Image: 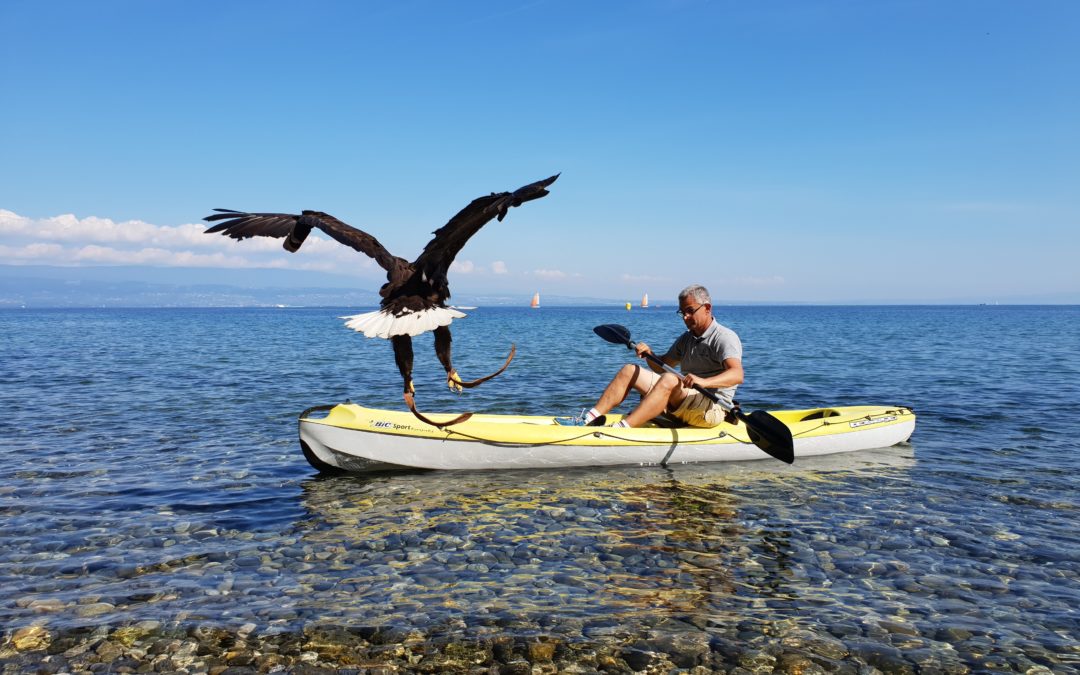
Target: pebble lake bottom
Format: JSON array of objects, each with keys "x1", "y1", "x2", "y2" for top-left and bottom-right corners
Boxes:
[{"x1": 1, "y1": 305, "x2": 1077, "y2": 673}]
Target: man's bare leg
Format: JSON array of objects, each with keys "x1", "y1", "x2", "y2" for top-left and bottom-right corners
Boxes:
[
  {"x1": 621, "y1": 372, "x2": 685, "y2": 427},
  {"x1": 592, "y1": 364, "x2": 652, "y2": 415}
]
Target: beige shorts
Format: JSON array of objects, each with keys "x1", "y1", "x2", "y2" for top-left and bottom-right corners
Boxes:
[{"x1": 637, "y1": 369, "x2": 726, "y2": 428}]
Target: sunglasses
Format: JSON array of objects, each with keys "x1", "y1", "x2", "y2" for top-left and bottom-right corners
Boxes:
[{"x1": 676, "y1": 304, "x2": 705, "y2": 317}]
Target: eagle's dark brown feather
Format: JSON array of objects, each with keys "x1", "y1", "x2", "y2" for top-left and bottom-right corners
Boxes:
[
  {"x1": 204, "y1": 209, "x2": 403, "y2": 270},
  {"x1": 412, "y1": 174, "x2": 558, "y2": 285}
]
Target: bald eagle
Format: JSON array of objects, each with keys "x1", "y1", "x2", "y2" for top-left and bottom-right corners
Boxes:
[{"x1": 203, "y1": 174, "x2": 558, "y2": 426}]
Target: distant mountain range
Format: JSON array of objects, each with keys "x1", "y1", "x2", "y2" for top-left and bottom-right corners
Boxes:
[
  {"x1": 2, "y1": 265, "x2": 1075, "y2": 307},
  {"x1": 0, "y1": 265, "x2": 615, "y2": 308}
]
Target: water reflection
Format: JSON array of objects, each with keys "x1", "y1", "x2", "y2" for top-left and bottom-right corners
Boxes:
[{"x1": 289, "y1": 447, "x2": 917, "y2": 637}]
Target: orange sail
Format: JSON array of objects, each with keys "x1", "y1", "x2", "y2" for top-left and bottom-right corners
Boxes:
[
  {"x1": 641, "y1": 293, "x2": 649, "y2": 308},
  {"x1": 530, "y1": 292, "x2": 540, "y2": 308}
]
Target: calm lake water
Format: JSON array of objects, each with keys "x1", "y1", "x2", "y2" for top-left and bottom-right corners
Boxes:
[{"x1": 1, "y1": 305, "x2": 1078, "y2": 673}]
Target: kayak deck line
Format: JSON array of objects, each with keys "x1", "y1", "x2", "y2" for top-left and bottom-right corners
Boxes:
[
  {"x1": 300, "y1": 406, "x2": 745, "y2": 447},
  {"x1": 440, "y1": 425, "x2": 736, "y2": 447},
  {"x1": 300, "y1": 408, "x2": 910, "y2": 448},
  {"x1": 297, "y1": 402, "x2": 916, "y2": 473}
]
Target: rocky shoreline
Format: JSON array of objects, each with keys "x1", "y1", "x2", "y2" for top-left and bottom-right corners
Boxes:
[{"x1": 4, "y1": 618, "x2": 1066, "y2": 674}]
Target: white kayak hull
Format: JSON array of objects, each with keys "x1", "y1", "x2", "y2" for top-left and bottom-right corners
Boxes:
[{"x1": 298, "y1": 403, "x2": 916, "y2": 473}]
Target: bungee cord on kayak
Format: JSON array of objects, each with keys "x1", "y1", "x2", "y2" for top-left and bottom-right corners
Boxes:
[
  {"x1": 441, "y1": 426, "x2": 733, "y2": 447},
  {"x1": 563, "y1": 409, "x2": 918, "y2": 451}
]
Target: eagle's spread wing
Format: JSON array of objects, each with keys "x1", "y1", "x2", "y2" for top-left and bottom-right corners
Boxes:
[
  {"x1": 412, "y1": 174, "x2": 558, "y2": 282},
  {"x1": 203, "y1": 209, "x2": 402, "y2": 272}
]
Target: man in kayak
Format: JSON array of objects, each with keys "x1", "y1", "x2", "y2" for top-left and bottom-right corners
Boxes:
[{"x1": 575, "y1": 284, "x2": 743, "y2": 428}]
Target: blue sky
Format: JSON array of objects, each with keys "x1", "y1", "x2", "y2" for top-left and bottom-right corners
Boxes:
[{"x1": 2, "y1": 0, "x2": 1077, "y2": 303}]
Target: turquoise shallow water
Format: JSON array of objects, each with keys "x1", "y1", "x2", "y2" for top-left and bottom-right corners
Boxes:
[{"x1": 1, "y1": 305, "x2": 1078, "y2": 672}]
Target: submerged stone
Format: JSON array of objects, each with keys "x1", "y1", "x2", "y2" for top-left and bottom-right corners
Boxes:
[{"x1": 12, "y1": 626, "x2": 51, "y2": 652}]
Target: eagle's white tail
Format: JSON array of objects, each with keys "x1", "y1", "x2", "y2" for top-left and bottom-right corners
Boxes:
[{"x1": 340, "y1": 306, "x2": 467, "y2": 338}]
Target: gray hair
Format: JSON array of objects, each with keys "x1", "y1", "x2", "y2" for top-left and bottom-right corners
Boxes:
[{"x1": 678, "y1": 284, "x2": 711, "y2": 305}]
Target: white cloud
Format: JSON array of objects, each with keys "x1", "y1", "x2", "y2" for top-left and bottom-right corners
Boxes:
[
  {"x1": 533, "y1": 269, "x2": 566, "y2": 279},
  {"x1": 532, "y1": 268, "x2": 583, "y2": 280},
  {"x1": 727, "y1": 275, "x2": 785, "y2": 287},
  {"x1": 0, "y1": 209, "x2": 379, "y2": 274},
  {"x1": 0, "y1": 210, "x2": 31, "y2": 230},
  {"x1": 0, "y1": 210, "x2": 236, "y2": 250},
  {"x1": 450, "y1": 259, "x2": 519, "y2": 276},
  {"x1": 0, "y1": 243, "x2": 66, "y2": 261},
  {"x1": 0, "y1": 242, "x2": 319, "y2": 269},
  {"x1": 72, "y1": 244, "x2": 292, "y2": 268},
  {"x1": 620, "y1": 273, "x2": 668, "y2": 283}
]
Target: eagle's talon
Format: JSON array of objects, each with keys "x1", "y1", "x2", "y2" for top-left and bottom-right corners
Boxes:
[
  {"x1": 452, "y1": 345, "x2": 516, "y2": 389},
  {"x1": 447, "y1": 370, "x2": 464, "y2": 394}
]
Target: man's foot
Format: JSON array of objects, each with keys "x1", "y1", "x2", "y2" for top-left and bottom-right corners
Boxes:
[{"x1": 555, "y1": 410, "x2": 606, "y2": 427}]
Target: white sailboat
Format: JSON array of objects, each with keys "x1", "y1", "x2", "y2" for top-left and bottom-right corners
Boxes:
[
  {"x1": 530, "y1": 292, "x2": 540, "y2": 308},
  {"x1": 641, "y1": 293, "x2": 649, "y2": 308}
]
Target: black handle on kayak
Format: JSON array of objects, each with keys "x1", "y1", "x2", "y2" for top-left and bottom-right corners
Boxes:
[{"x1": 593, "y1": 323, "x2": 794, "y2": 464}]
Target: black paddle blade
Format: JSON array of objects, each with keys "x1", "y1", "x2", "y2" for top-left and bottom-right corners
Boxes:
[
  {"x1": 742, "y1": 410, "x2": 795, "y2": 464},
  {"x1": 593, "y1": 324, "x2": 632, "y2": 347}
]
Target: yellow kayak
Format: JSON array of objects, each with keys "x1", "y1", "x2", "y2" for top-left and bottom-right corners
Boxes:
[{"x1": 298, "y1": 402, "x2": 915, "y2": 473}]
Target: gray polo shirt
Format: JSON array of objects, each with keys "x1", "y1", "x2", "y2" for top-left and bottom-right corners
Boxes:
[{"x1": 662, "y1": 319, "x2": 743, "y2": 405}]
